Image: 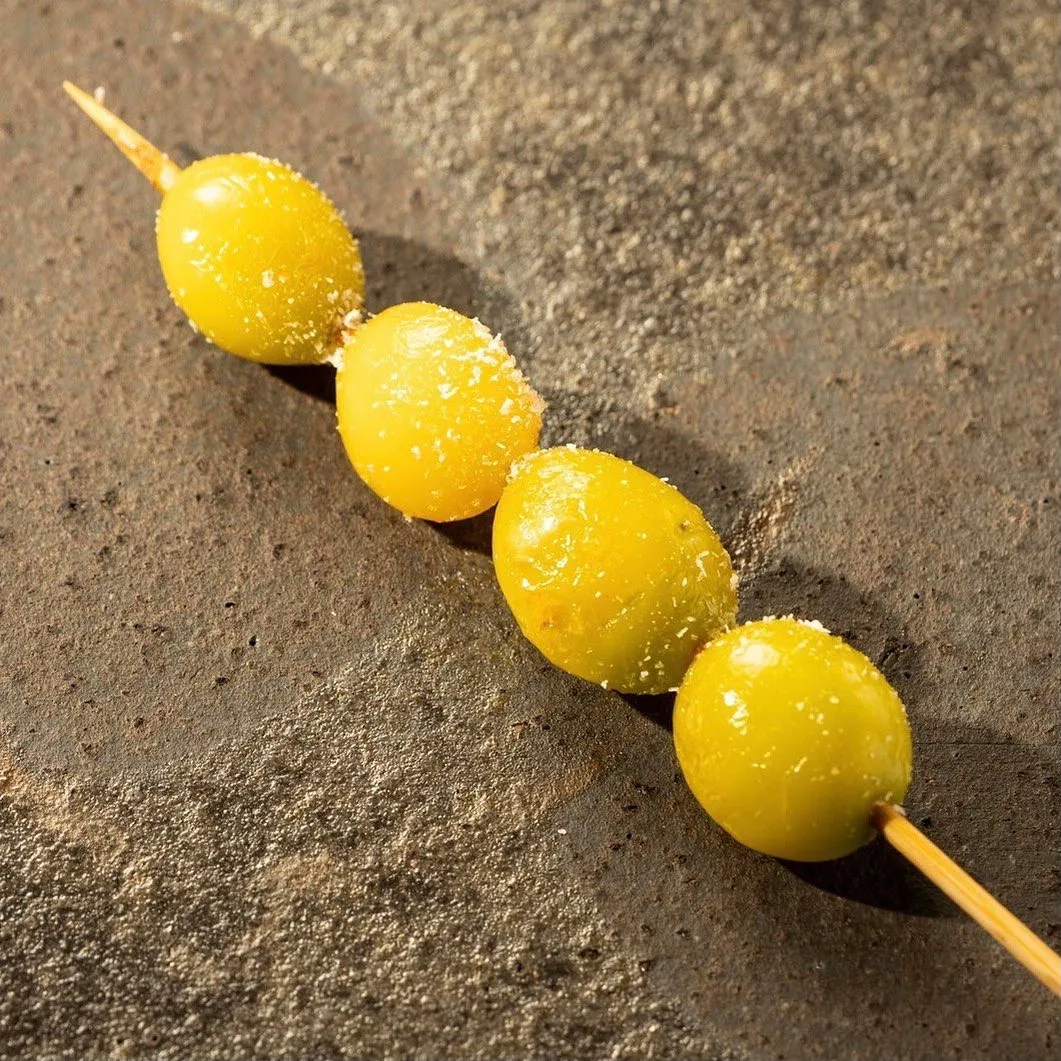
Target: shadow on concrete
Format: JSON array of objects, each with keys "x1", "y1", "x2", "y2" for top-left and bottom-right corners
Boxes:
[
  {"x1": 433, "y1": 508, "x2": 496, "y2": 556},
  {"x1": 780, "y1": 835, "x2": 952, "y2": 917},
  {"x1": 359, "y1": 230, "x2": 512, "y2": 322},
  {"x1": 621, "y1": 691, "x2": 676, "y2": 732},
  {"x1": 261, "y1": 230, "x2": 980, "y2": 924},
  {"x1": 538, "y1": 387, "x2": 748, "y2": 538},
  {"x1": 739, "y1": 561, "x2": 926, "y2": 688},
  {"x1": 266, "y1": 228, "x2": 520, "y2": 409},
  {"x1": 267, "y1": 363, "x2": 336, "y2": 404}
]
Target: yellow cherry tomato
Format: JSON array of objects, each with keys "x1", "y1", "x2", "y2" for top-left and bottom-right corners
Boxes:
[
  {"x1": 674, "y1": 617, "x2": 913, "y2": 862},
  {"x1": 492, "y1": 447, "x2": 737, "y2": 694},
  {"x1": 156, "y1": 153, "x2": 363, "y2": 364},
  {"x1": 335, "y1": 303, "x2": 544, "y2": 522}
]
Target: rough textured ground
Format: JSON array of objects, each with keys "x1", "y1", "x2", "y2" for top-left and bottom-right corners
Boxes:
[{"x1": 0, "y1": 0, "x2": 1057, "y2": 1058}]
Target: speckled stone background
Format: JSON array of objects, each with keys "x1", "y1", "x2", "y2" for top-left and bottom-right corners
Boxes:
[{"x1": 0, "y1": 1, "x2": 1058, "y2": 1058}]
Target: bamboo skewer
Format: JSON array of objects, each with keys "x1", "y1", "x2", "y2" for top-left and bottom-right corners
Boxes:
[
  {"x1": 872, "y1": 802, "x2": 1060, "y2": 996},
  {"x1": 61, "y1": 79, "x2": 1060, "y2": 1003},
  {"x1": 62, "y1": 81, "x2": 181, "y2": 194}
]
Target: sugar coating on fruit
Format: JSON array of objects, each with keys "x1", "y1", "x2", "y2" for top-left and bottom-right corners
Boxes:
[
  {"x1": 673, "y1": 617, "x2": 913, "y2": 862},
  {"x1": 335, "y1": 302, "x2": 544, "y2": 522},
  {"x1": 156, "y1": 153, "x2": 364, "y2": 364},
  {"x1": 492, "y1": 447, "x2": 738, "y2": 694}
]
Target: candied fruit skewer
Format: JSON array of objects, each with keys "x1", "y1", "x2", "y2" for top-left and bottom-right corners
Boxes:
[{"x1": 62, "y1": 83, "x2": 1060, "y2": 997}]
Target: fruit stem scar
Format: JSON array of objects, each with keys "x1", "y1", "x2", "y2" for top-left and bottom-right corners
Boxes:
[{"x1": 62, "y1": 81, "x2": 181, "y2": 194}]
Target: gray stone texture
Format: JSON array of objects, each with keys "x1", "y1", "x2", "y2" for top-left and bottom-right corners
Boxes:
[{"x1": 0, "y1": 0, "x2": 1057, "y2": 1057}]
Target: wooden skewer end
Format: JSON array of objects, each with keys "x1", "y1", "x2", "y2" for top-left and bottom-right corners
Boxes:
[
  {"x1": 873, "y1": 801, "x2": 1060, "y2": 997},
  {"x1": 63, "y1": 81, "x2": 181, "y2": 194}
]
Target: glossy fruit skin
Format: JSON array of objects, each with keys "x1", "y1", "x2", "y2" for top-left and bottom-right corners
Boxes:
[
  {"x1": 674, "y1": 617, "x2": 913, "y2": 862},
  {"x1": 335, "y1": 302, "x2": 543, "y2": 522},
  {"x1": 493, "y1": 447, "x2": 737, "y2": 694},
  {"x1": 156, "y1": 153, "x2": 363, "y2": 364}
]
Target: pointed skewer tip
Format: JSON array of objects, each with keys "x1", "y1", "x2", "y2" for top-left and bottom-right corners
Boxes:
[{"x1": 63, "y1": 80, "x2": 181, "y2": 195}]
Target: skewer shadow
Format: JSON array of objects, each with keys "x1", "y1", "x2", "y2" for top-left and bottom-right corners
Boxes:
[
  {"x1": 266, "y1": 363, "x2": 335, "y2": 403},
  {"x1": 432, "y1": 509, "x2": 495, "y2": 556},
  {"x1": 259, "y1": 232, "x2": 987, "y2": 922},
  {"x1": 621, "y1": 692, "x2": 675, "y2": 732},
  {"x1": 359, "y1": 230, "x2": 522, "y2": 333},
  {"x1": 780, "y1": 838, "x2": 952, "y2": 916}
]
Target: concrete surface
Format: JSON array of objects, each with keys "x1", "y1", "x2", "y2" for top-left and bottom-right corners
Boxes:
[{"x1": 0, "y1": 0, "x2": 1057, "y2": 1057}]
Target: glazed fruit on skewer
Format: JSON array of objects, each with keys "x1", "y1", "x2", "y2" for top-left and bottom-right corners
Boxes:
[
  {"x1": 675, "y1": 617, "x2": 912, "y2": 862},
  {"x1": 337, "y1": 302, "x2": 544, "y2": 521},
  {"x1": 61, "y1": 82, "x2": 1061, "y2": 996},
  {"x1": 493, "y1": 446, "x2": 737, "y2": 694},
  {"x1": 156, "y1": 150, "x2": 365, "y2": 366}
]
